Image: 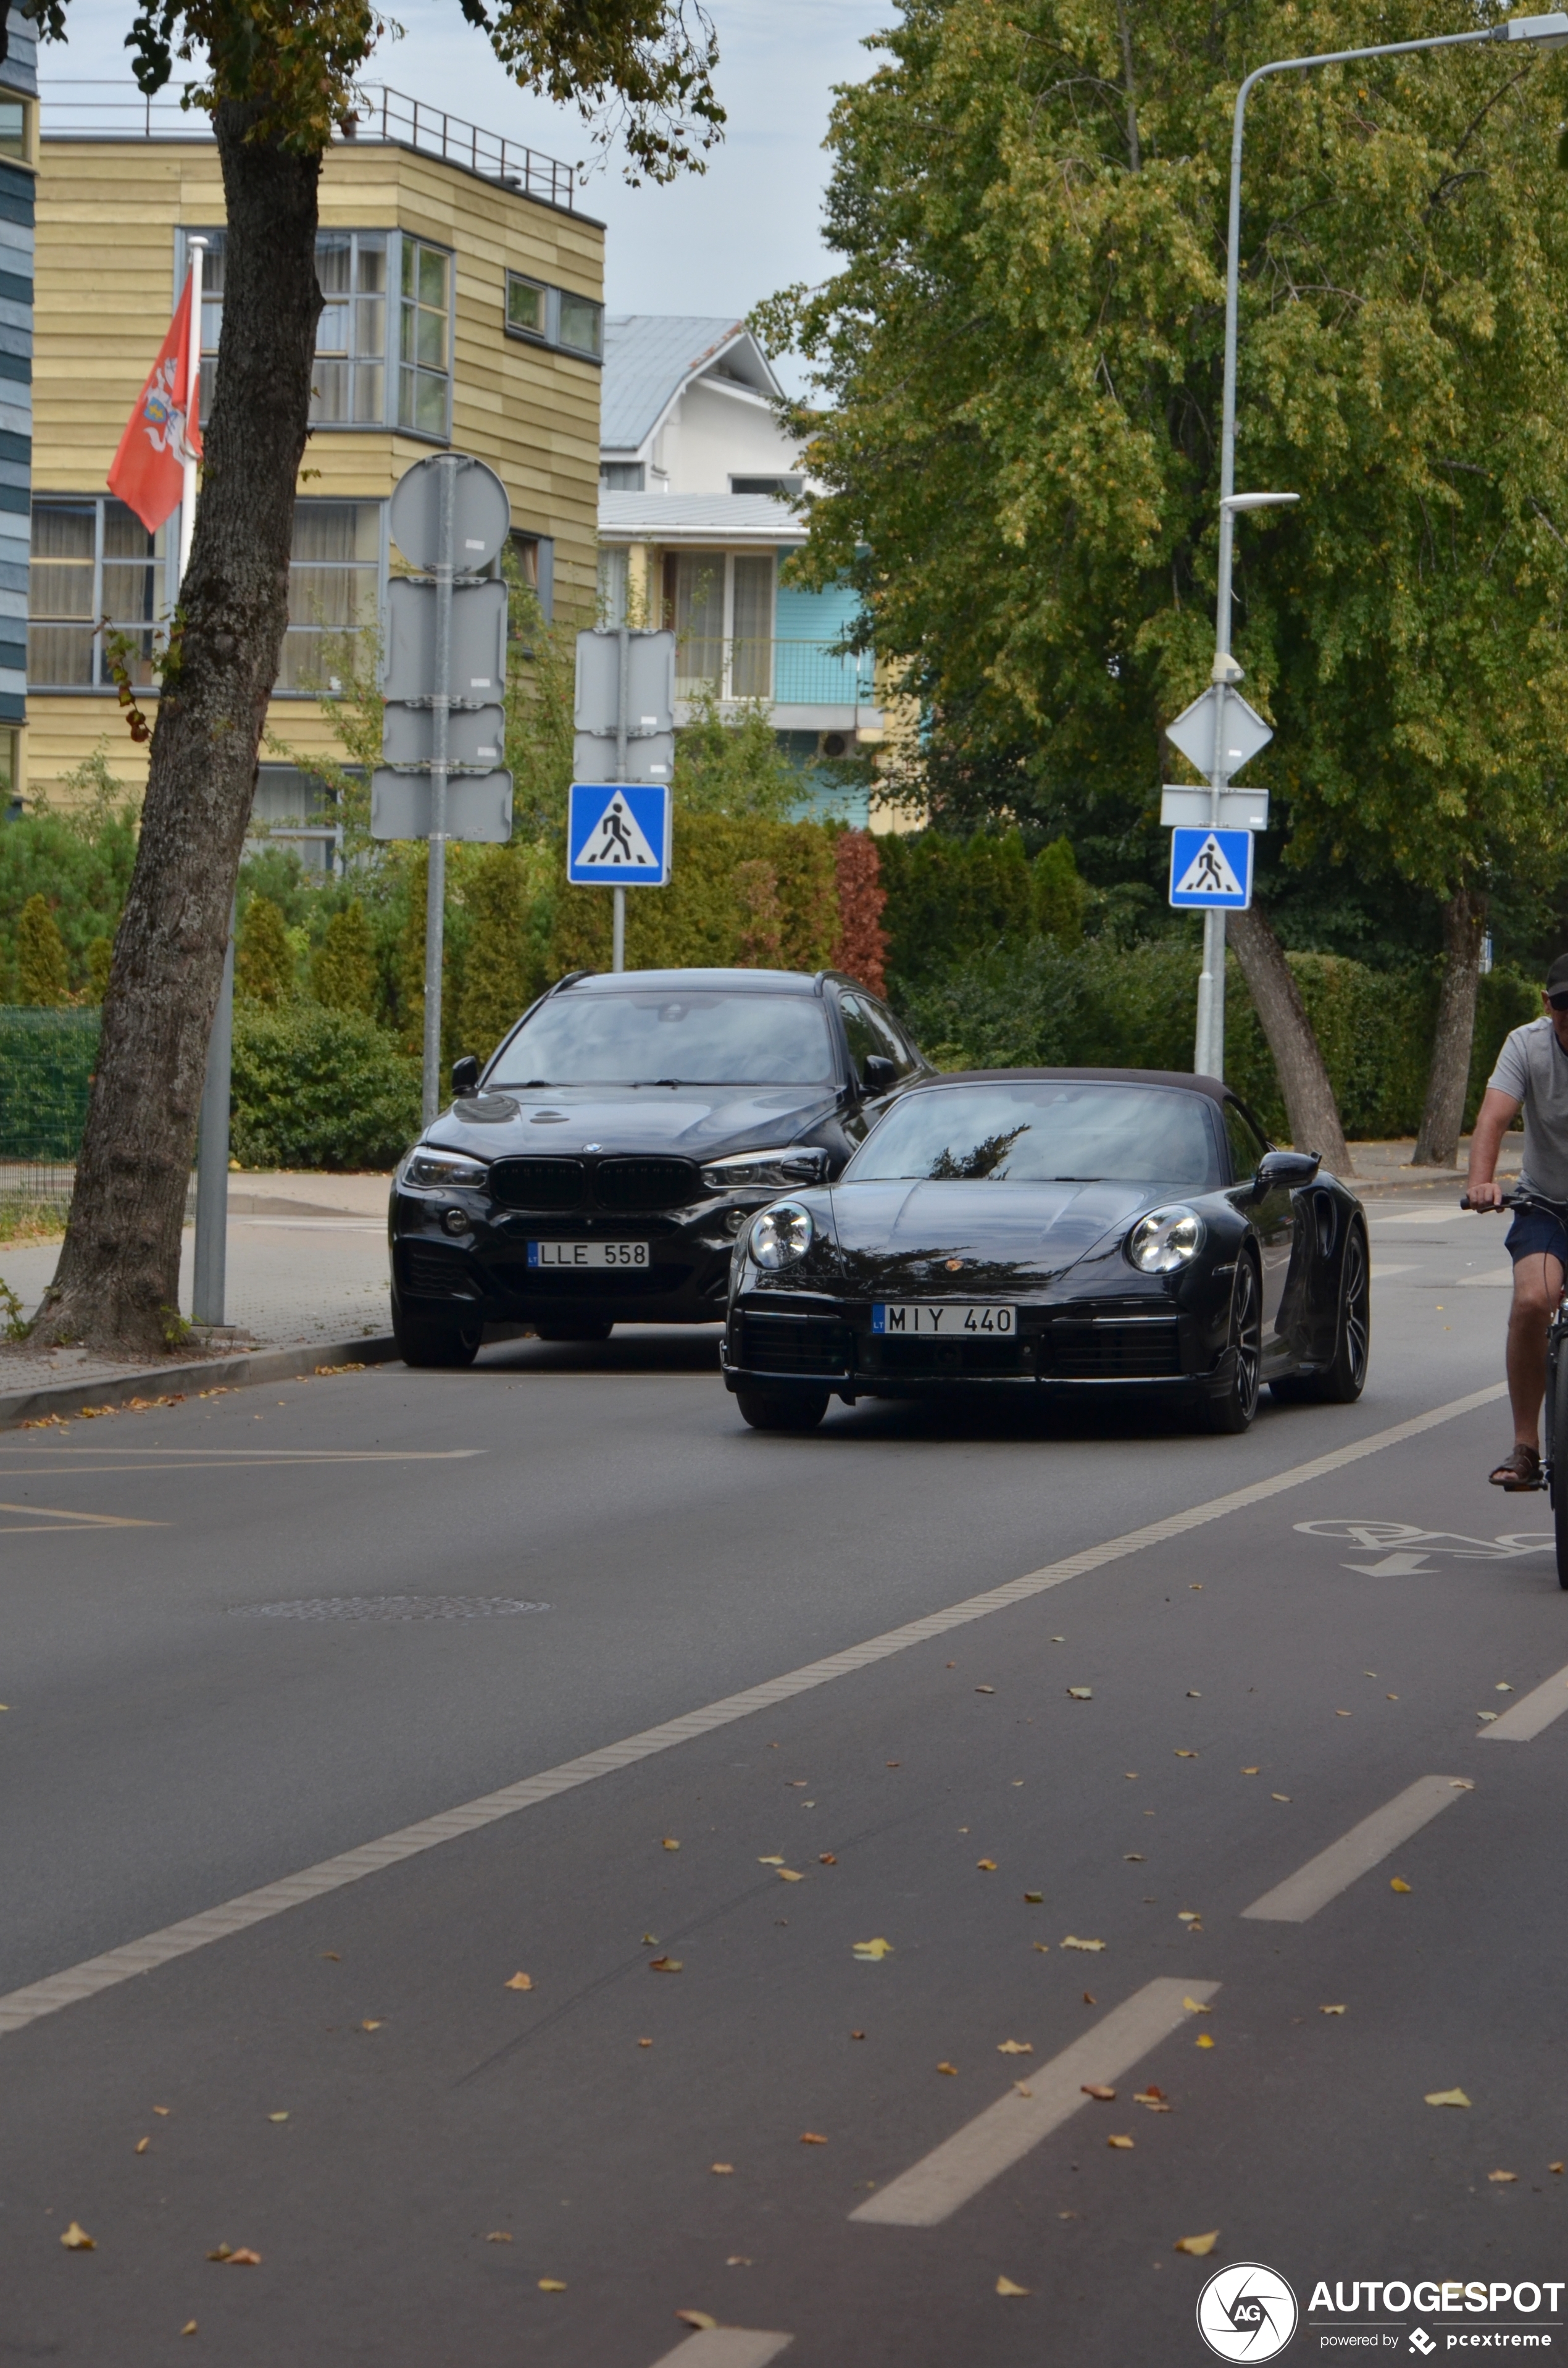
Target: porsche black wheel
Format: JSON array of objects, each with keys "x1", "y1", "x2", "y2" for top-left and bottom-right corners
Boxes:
[
  {"x1": 735, "y1": 1385, "x2": 830, "y2": 1434},
  {"x1": 1272, "y1": 1221, "x2": 1370, "y2": 1406},
  {"x1": 393, "y1": 1300, "x2": 482, "y2": 1369},
  {"x1": 532, "y1": 1320, "x2": 614, "y2": 1342},
  {"x1": 1198, "y1": 1253, "x2": 1262, "y2": 1434}
]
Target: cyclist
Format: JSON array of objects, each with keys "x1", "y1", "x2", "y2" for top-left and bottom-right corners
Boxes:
[{"x1": 1468, "y1": 954, "x2": 1568, "y2": 1489}]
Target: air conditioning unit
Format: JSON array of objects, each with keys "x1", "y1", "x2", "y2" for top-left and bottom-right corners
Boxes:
[{"x1": 817, "y1": 730, "x2": 853, "y2": 760}]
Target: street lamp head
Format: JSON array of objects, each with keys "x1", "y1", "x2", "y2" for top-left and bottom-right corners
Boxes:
[
  {"x1": 1222, "y1": 492, "x2": 1301, "y2": 511},
  {"x1": 1498, "y1": 12, "x2": 1568, "y2": 47}
]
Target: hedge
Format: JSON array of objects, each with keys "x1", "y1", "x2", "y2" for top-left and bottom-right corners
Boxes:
[
  {"x1": 0, "y1": 1006, "x2": 100, "y2": 1160},
  {"x1": 230, "y1": 1005, "x2": 420, "y2": 1171}
]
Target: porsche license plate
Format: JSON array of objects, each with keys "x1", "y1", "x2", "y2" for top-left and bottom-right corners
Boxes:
[
  {"x1": 527, "y1": 1240, "x2": 650, "y2": 1269},
  {"x1": 872, "y1": 1303, "x2": 1015, "y2": 1336}
]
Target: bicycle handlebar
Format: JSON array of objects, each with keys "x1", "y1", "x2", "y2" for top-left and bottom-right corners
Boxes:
[{"x1": 1460, "y1": 1186, "x2": 1568, "y2": 1215}]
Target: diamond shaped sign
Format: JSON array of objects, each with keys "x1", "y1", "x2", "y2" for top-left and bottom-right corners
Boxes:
[{"x1": 1165, "y1": 685, "x2": 1272, "y2": 779}]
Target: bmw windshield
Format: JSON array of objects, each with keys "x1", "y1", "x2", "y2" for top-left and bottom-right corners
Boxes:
[{"x1": 488, "y1": 992, "x2": 836, "y2": 1088}]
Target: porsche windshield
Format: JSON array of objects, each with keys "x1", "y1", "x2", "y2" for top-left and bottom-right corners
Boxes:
[
  {"x1": 488, "y1": 991, "x2": 835, "y2": 1087},
  {"x1": 845, "y1": 1082, "x2": 1220, "y2": 1187}
]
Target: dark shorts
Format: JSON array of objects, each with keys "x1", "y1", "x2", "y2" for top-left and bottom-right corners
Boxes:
[{"x1": 1505, "y1": 1207, "x2": 1568, "y2": 1268}]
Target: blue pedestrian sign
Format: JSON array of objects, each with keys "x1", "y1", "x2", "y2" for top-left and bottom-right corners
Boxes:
[
  {"x1": 1169, "y1": 826, "x2": 1253, "y2": 911},
  {"x1": 567, "y1": 782, "x2": 672, "y2": 887}
]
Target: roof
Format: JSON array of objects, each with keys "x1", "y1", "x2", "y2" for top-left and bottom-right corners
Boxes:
[
  {"x1": 601, "y1": 315, "x2": 781, "y2": 453},
  {"x1": 905, "y1": 1068, "x2": 1233, "y2": 1103},
  {"x1": 598, "y1": 492, "x2": 806, "y2": 546},
  {"x1": 561, "y1": 968, "x2": 823, "y2": 997}
]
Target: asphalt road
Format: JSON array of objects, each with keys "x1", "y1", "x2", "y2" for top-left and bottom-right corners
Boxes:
[{"x1": 2, "y1": 1197, "x2": 1566, "y2": 2367}]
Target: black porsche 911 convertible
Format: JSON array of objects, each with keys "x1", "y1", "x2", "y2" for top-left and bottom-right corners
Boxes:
[{"x1": 720, "y1": 1068, "x2": 1369, "y2": 1434}]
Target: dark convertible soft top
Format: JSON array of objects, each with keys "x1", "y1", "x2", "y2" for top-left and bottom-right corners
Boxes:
[{"x1": 899, "y1": 1066, "x2": 1230, "y2": 1103}]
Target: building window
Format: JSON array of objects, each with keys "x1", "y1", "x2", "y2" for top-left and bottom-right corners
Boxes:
[
  {"x1": 600, "y1": 462, "x2": 644, "y2": 492},
  {"x1": 510, "y1": 529, "x2": 554, "y2": 620},
  {"x1": 251, "y1": 763, "x2": 348, "y2": 874},
  {"x1": 662, "y1": 550, "x2": 775, "y2": 700},
  {"x1": 28, "y1": 498, "x2": 166, "y2": 690},
  {"x1": 503, "y1": 270, "x2": 603, "y2": 364},
  {"x1": 399, "y1": 240, "x2": 451, "y2": 437},
  {"x1": 278, "y1": 501, "x2": 382, "y2": 695},
  {"x1": 598, "y1": 546, "x2": 628, "y2": 627},
  {"x1": 0, "y1": 99, "x2": 29, "y2": 160},
  {"x1": 184, "y1": 229, "x2": 452, "y2": 440},
  {"x1": 731, "y1": 475, "x2": 803, "y2": 498}
]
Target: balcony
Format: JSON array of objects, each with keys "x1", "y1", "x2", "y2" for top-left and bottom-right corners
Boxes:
[{"x1": 675, "y1": 635, "x2": 880, "y2": 730}]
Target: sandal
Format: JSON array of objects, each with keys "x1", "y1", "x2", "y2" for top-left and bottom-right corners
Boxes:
[{"x1": 1490, "y1": 1444, "x2": 1543, "y2": 1491}]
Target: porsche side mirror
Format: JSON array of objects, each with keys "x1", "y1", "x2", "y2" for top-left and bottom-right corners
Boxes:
[
  {"x1": 451, "y1": 1054, "x2": 481, "y2": 1098},
  {"x1": 1256, "y1": 1148, "x2": 1321, "y2": 1192},
  {"x1": 862, "y1": 1055, "x2": 899, "y2": 1097}
]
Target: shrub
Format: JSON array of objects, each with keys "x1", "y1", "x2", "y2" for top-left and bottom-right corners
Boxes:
[
  {"x1": 17, "y1": 894, "x2": 69, "y2": 1005},
  {"x1": 0, "y1": 1006, "x2": 100, "y2": 1159},
  {"x1": 230, "y1": 1005, "x2": 420, "y2": 1171},
  {"x1": 311, "y1": 899, "x2": 376, "y2": 1015},
  {"x1": 236, "y1": 895, "x2": 296, "y2": 1005}
]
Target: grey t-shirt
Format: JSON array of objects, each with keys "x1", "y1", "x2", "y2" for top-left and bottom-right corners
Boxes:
[{"x1": 1488, "y1": 1018, "x2": 1568, "y2": 1200}]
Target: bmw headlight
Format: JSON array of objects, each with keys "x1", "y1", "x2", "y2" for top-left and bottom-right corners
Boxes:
[
  {"x1": 749, "y1": 1201, "x2": 815, "y2": 1271},
  {"x1": 1127, "y1": 1205, "x2": 1205, "y2": 1273},
  {"x1": 701, "y1": 1146, "x2": 829, "y2": 1192},
  {"x1": 404, "y1": 1147, "x2": 490, "y2": 1191}
]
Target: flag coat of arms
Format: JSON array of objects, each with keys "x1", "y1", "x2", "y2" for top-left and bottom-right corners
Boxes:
[{"x1": 107, "y1": 274, "x2": 202, "y2": 533}]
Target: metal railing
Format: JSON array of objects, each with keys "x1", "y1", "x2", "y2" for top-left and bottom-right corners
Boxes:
[
  {"x1": 676, "y1": 637, "x2": 878, "y2": 709},
  {"x1": 39, "y1": 80, "x2": 580, "y2": 207}
]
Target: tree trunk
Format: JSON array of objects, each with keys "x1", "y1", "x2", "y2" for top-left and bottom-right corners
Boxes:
[
  {"x1": 1227, "y1": 898, "x2": 1354, "y2": 1177},
  {"x1": 31, "y1": 106, "x2": 322, "y2": 1357},
  {"x1": 1413, "y1": 886, "x2": 1487, "y2": 1169}
]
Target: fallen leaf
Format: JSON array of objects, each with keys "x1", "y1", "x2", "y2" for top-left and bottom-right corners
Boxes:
[
  {"x1": 1033, "y1": 1942, "x2": 1051, "y2": 1953},
  {"x1": 1183, "y1": 1998, "x2": 1212, "y2": 2014},
  {"x1": 206, "y1": 2246, "x2": 233, "y2": 2262},
  {"x1": 135, "y1": 2136, "x2": 150, "y2": 2154},
  {"x1": 1024, "y1": 1890, "x2": 1044, "y2": 1903},
  {"x1": 1320, "y1": 2005, "x2": 1347, "y2": 2016},
  {"x1": 1478, "y1": 1711, "x2": 1498, "y2": 1722},
  {"x1": 638, "y1": 2038, "x2": 653, "y2": 2048},
  {"x1": 1336, "y1": 1710, "x2": 1352, "y2": 1718},
  {"x1": 850, "y1": 2030, "x2": 865, "y2": 2039},
  {"x1": 727, "y1": 2254, "x2": 753, "y2": 2265},
  {"x1": 538, "y1": 2278, "x2": 567, "y2": 2293},
  {"x1": 1125, "y1": 1772, "x2": 1138, "y2": 1780},
  {"x1": 1387, "y1": 1694, "x2": 1399, "y2": 1701},
  {"x1": 1175, "y1": 2231, "x2": 1220, "y2": 2258},
  {"x1": 1425, "y1": 2089, "x2": 1471, "y2": 2108},
  {"x1": 1052, "y1": 1636, "x2": 1065, "y2": 1642},
  {"x1": 1488, "y1": 2170, "x2": 1518, "y2": 2183},
  {"x1": 1067, "y1": 1687, "x2": 1093, "y2": 1701},
  {"x1": 225, "y1": 2249, "x2": 262, "y2": 2267},
  {"x1": 504, "y1": 1972, "x2": 533, "y2": 1991},
  {"x1": 1177, "y1": 1911, "x2": 1201, "y2": 1923},
  {"x1": 936, "y1": 2062, "x2": 957, "y2": 2077},
  {"x1": 1390, "y1": 1878, "x2": 1412, "y2": 1894},
  {"x1": 321, "y1": 1951, "x2": 341, "y2": 1962},
  {"x1": 1134, "y1": 2091, "x2": 1172, "y2": 2112},
  {"x1": 1124, "y1": 1853, "x2": 1146, "y2": 1862},
  {"x1": 1014, "y1": 2083, "x2": 1033, "y2": 2097},
  {"x1": 998, "y1": 2041, "x2": 1033, "y2": 2056},
  {"x1": 711, "y1": 2163, "x2": 734, "y2": 2175},
  {"x1": 1241, "y1": 1767, "x2": 1259, "y2": 1775},
  {"x1": 819, "y1": 1853, "x2": 837, "y2": 1865},
  {"x1": 154, "y1": 2107, "x2": 170, "y2": 2116},
  {"x1": 995, "y1": 2276, "x2": 1031, "y2": 2296},
  {"x1": 1186, "y1": 1690, "x2": 1201, "y2": 1699},
  {"x1": 486, "y1": 2230, "x2": 512, "y2": 2242},
  {"x1": 975, "y1": 1685, "x2": 995, "y2": 1694},
  {"x1": 1062, "y1": 1936, "x2": 1105, "y2": 1952},
  {"x1": 1081, "y1": 2083, "x2": 1116, "y2": 2101},
  {"x1": 885, "y1": 1760, "x2": 901, "y2": 1767},
  {"x1": 180, "y1": 2322, "x2": 197, "y2": 2336},
  {"x1": 777, "y1": 1869, "x2": 804, "y2": 1883},
  {"x1": 799, "y1": 2132, "x2": 827, "y2": 2144},
  {"x1": 1082, "y1": 1991, "x2": 1096, "y2": 2004},
  {"x1": 1549, "y1": 2163, "x2": 1564, "y2": 2176},
  {"x1": 1174, "y1": 1749, "x2": 1198, "y2": 1759},
  {"x1": 1496, "y1": 1683, "x2": 1514, "y2": 1693},
  {"x1": 1107, "y1": 2135, "x2": 1135, "y2": 2149},
  {"x1": 786, "y1": 1780, "x2": 807, "y2": 1788},
  {"x1": 853, "y1": 1938, "x2": 894, "y2": 1960},
  {"x1": 757, "y1": 1857, "x2": 784, "y2": 1867},
  {"x1": 662, "y1": 1838, "x2": 680, "y2": 1851},
  {"x1": 976, "y1": 1859, "x2": 998, "y2": 1872},
  {"x1": 1195, "y1": 2034, "x2": 1215, "y2": 2049},
  {"x1": 60, "y1": 2222, "x2": 95, "y2": 2251},
  {"x1": 648, "y1": 1956, "x2": 683, "y2": 1973},
  {"x1": 676, "y1": 2310, "x2": 717, "y2": 2330},
  {"x1": 1272, "y1": 1794, "x2": 1291, "y2": 1804}
]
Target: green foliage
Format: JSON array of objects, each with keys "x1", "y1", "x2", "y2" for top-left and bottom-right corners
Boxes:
[
  {"x1": 0, "y1": 780, "x2": 140, "y2": 996},
  {"x1": 311, "y1": 898, "x2": 375, "y2": 1014},
  {"x1": 1033, "y1": 839, "x2": 1085, "y2": 948},
  {"x1": 16, "y1": 895, "x2": 69, "y2": 1006},
  {"x1": 229, "y1": 1005, "x2": 420, "y2": 1171},
  {"x1": 456, "y1": 846, "x2": 541, "y2": 1063},
  {"x1": 548, "y1": 814, "x2": 840, "y2": 979},
  {"x1": 0, "y1": 1006, "x2": 100, "y2": 1160},
  {"x1": 85, "y1": 937, "x2": 113, "y2": 1002},
  {"x1": 877, "y1": 831, "x2": 1035, "y2": 993},
  {"x1": 675, "y1": 693, "x2": 807, "y2": 820},
  {"x1": 235, "y1": 895, "x2": 296, "y2": 1005}
]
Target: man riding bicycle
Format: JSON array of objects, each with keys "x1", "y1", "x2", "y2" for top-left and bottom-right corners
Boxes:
[{"x1": 1468, "y1": 953, "x2": 1568, "y2": 1490}]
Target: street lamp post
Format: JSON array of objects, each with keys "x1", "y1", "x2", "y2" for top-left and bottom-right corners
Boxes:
[{"x1": 1196, "y1": 9, "x2": 1568, "y2": 1082}]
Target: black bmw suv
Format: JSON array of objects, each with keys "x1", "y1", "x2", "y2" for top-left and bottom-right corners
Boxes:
[{"x1": 389, "y1": 966, "x2": 932, "y2": 1365}]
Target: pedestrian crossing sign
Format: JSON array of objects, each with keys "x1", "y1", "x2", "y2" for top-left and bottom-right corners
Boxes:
[
  {"x1": 567, "y1": 782, "x2": 672, "y2": 887},
  {"x1": 1169, "y1": 825, "x2": 1253, "y2": 911}
]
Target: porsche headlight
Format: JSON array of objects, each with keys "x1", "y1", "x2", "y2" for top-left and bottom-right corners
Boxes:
[
  {"x1": 749, "y1": 1201, "x2": 815, "y2": 1271},
  {"x1": 1127, "y1": 1205, "x2": 1204, "y2": 1273},
  {"x1": 404, "y1": 1147, "x2": 490, "y2": 1191},
  {"x1": 701, "y1": 1146, "x2": 829, "y2": 1193}
]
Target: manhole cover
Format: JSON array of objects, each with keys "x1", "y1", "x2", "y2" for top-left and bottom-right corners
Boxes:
[{"x1": 230, "y1": 1596, "x2": 550, "y2": 1622}]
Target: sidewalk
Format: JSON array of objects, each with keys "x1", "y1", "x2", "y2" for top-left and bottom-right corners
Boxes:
[{"x1": 1343, "y1": 1134, "x2": 1522, "y2": 1199}]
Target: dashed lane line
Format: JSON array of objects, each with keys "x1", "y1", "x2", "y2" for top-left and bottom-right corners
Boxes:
[
  {"x1": 850, "y1": 1978, "x2": 1219, "y2": 2228},
  {"x1": 1481, "y1": 1660, "x2": 1568, "y2": 1742},
  {"x1": 0, "y1": 1379, "x2": 1506, "y2": 2042},
  {"x1": 0, "y1": 1502, "x2": 164, "y2": 1532},
  {"x1": 648, "y1": 2331, "x2": 793, "y2": 2367},
  {"x1": 1240, "y1": 1775, "x2": 1469, "y2": 1923},
  {"x1": 1369, "y1": 1265, "x2": 1417, "y2": 1280}
]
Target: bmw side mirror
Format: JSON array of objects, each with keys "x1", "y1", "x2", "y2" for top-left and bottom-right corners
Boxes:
[
  {"x1": 451, "y1": 1054, "x2": 481, "y2": 1098},
  {"x1": 862, "y1": 1055, "x2": 899, "y2": 1097},
  {"x1": 1256, "y1": 1148, "x2": 1321, "y2": 1191}
]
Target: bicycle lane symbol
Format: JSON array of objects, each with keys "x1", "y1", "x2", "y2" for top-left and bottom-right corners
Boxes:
[{"x1": 1294, "y1": 1520, "x2": 1553, "y2": 1576}]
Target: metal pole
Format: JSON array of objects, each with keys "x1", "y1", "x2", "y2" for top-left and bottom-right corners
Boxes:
[
  {"x1": 421, "y1": 455, "x2": 457, "y2": 1124},
  {"x1": 192, "y1": 900, "x2": 234, "y2": 1327},
  {"x1": 612, "y1": 622, "x2": 629, "y2": 974},
  {"x1": 1196, "y1": 12, "x2": 1524, "y2": 1082}
]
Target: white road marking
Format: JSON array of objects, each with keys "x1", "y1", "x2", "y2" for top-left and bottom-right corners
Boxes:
[
  {"x1": 1480, "y1": 1660, "x2": 1568, "y2": 1741},
  {"x1": 232, "y1": 1219, "x2": 386, "y2": 1232},
  {"x1": 646, "y1": 2331, "x2": 793, "y2": 2368},
  {"x1": 850, "y1": 1978, "x2": 1219, "y2": 2227},
  {"x1": 0, "y1": 1501, "x2": 163, "y2": 1531},
  {"x1": 1240, "y1": 1775, "x2": 1468, "y2": 1922},
  {"x1": 0, "y1": 1450, "x2": 483, "y2": 1466},
  {"x1": 0, "y1": 1380, "x2": 1506, "y2": 2040},
  {"x1": 1457, "y1": 1270, "x2": 1514, "y2": 1287},
  {"x1": 1370, "y1": 1210, "x2": 1481, "y2": 1226},
  {"x1": 1369, "y1": 1264, "x2": 1417, "y2": 1279}
]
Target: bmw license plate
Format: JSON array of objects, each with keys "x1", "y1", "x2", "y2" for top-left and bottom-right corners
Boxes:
[
  {"x1": 872, "y1": 1303, "x2": 1015, "y2": 1336},
  {"x1": 527, "y1": 1240, "x2": 650, "y2": 1269}
]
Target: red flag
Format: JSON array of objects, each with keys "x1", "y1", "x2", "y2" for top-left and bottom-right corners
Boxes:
[{"x1": 107, "y1": 274, "x2": 202, "y2": 533}]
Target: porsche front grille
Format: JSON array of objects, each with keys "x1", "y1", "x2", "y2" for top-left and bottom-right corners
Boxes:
[
  {"x1": 1043, "y1": 1320, "x2": 1183, "y2": 1379},
  {"x1": 740, "y1": 1313, "x2": 853, "y2": 1375}
]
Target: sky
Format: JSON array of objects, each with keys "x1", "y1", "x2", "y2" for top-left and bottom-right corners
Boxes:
[{"x1": 41, "y1": 0, "x2": 895, "y2": 375}]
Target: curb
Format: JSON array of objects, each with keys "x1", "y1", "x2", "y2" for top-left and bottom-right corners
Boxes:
[{"x1": 0, "y1": 1334, "x2": 402, "y2": 1431}]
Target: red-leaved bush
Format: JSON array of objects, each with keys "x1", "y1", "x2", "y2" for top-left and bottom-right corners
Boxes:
[{"x1": 832, "y1": 829, "x2": 888, "y2": 996}]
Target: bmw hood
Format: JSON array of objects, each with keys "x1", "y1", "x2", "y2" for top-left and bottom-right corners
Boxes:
[
  {"x1": 824, "y1": 1179, "x2": 1162, "y2": 1283},
  {"x1": 418, "y1": 1085, "x2": 843, "y2": 1164}
]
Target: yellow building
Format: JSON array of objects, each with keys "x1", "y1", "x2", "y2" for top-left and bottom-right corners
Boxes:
[{"x1": 27, "y1": 84, "x2": 604, "y2": 849}]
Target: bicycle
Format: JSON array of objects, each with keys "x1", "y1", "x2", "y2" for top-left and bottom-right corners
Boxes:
[{"x1": 1461, "y1": 1184, "x2": 1568, "y2": 1590}]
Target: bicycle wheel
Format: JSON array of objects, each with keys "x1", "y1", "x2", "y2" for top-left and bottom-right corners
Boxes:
[{"x1": 1552, "y1": 1342, "x2": 1568, "y2": 1591}]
